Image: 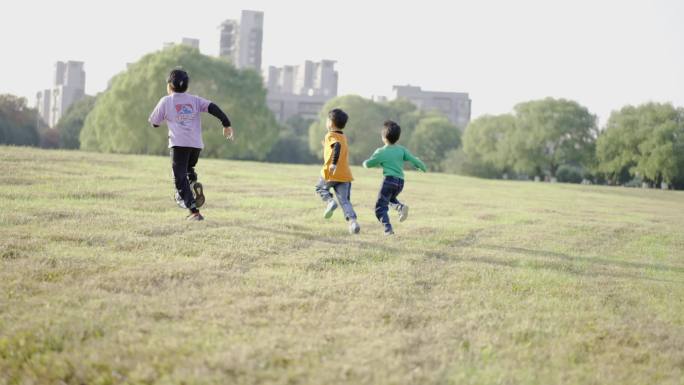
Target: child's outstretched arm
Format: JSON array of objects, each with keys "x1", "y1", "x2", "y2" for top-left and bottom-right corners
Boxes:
[
  {"x1": 404, "y1": 149, "x2": 427, "y2": 172},
  {"x1": 362, "y1": 148, "x2": 383, "y2": 169},
  {"x1": 207, "y1": 103, "x2": 234, "y2": 140},
  {"x1": 148, "y1": 99, "x2": 166, "y2": 128}
]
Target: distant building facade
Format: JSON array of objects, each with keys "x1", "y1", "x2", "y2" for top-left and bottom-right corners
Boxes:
[
  {"x1": 219, "y1": 10, "x2": 263, "y2": 71},
  {"x1": 181, "y1": 37, "x2": 200, "y2": 50},
  {"x1": 264, "y1": 60, "x2": 338, "y2": 122},
  {"x1": 36, "y1": 61, "x2": 86, "y2": 127},
  {"x1": 391, "y1": 85, "x2": 471, "y2": 128},
  {"x1": 163, "y1": 37, "x2": 200, "y2": 50},
  {"x1": 219, "y1": 19, "x2": 238, "y2": 61},
  {"x1": 36, "y1": 89, "x2": 51, "y2": 127}
]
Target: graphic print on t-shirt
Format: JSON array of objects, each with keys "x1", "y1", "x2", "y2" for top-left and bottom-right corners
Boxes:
[{"x1": 175, "y1": 104, "x2": 195, "y2": 127}]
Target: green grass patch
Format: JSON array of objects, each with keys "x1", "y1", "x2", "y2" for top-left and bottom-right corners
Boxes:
[{"x1": 1, "y1": 146, "x2": 683, "y2": 385}]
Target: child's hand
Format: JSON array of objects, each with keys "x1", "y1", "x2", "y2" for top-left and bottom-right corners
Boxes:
[
  {"x1": 328, "y1": 164, "x2": 337, "y2": 175},
  {"x1": 223, "y1": 126, "x2": 234, "y2": 141}
]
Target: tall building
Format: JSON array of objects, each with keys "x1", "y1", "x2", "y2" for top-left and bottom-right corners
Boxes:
[
  {"x1": 238, "y1": 10, "x2": 263, "y2": 70},
  {"x1": 264, "y1": 60, "x2": 339, "y2": 122},
  {"x1": 36, "y1": 89, "x2": 51, "y2": 126},
  {"x1": 391, "y1": 85, "x2": 471, "y2": 128},
  {"x1": 266, "y1": 60, "x2": 338, "y2": 97},
  {"x1": 36, "y1": 61, "x2": 86, "y2": 128},
  {"x1": 219, "y1": 10, "x2": 263, "y2": 71},
  {"x1": 292, "y1": 60, "x2": 338, "y2": 97},
  {"x1": 219, "y1": 19, "x2": 238, "y2": 62}
]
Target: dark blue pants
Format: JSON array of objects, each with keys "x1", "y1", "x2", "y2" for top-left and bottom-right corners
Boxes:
[{"x1": 375, "y1": 176, "x2": 404, "y2": 231}]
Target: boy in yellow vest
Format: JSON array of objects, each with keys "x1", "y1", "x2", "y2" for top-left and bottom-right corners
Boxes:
[{"x1": 315, "y1": 108, "x2": 361, "y2": 234}]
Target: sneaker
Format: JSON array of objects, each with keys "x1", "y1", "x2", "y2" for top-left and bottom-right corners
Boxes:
[
  {"x1": 175, "y1": 192, "x2": 187, "y2": 209},
  {"x1": 398, "y1": 204, "x2": 409, "y2": 222},
  {"x1": 192, "y1": 182, "x2": 205, "y2": 208},
  {"x1": 349, "y1": 220, "x2": 361, "y2": 234},
  {"x1": 384, "y1": 228, "x2": 395, "y2": 236},
  {"x1": 324, "y1": 199, "x2": 338, "y2": 219},
  {"x1": 186, "y1": 212, "x2": 204, "y2": 221}
]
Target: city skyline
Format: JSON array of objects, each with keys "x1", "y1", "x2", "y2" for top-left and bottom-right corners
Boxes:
[
  {"x1": 3, "y1": 0, "x2": 683, "y2": 126},
  {"x1": 36, "y1": 61, "x2": 86, "y2": 128}
]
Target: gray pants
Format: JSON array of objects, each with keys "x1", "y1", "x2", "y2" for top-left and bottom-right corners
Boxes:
[{"x1": 315, "y1": 177, "x2": 357, "y2": 221}]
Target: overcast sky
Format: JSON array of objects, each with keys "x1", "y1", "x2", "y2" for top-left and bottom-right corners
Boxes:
[{"x1": 3, "y1": 0, "x2": 683, "y2": 125}]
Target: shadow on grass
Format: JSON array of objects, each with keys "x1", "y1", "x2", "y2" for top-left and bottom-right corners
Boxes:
[
  {"x1": 475, "y1": 244, "x2": 684, "y2": 275},
  {"x1": 242, "y1": 223, "x2": 683, "y2": 285}
]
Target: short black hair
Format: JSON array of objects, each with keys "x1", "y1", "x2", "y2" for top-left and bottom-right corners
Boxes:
[
  {"x1": 328, "y1": 108, "x2": 348, "y2": 129},
  {"x1": 167, "y1": 69, "x2": 189, "y2": 93},
  {"x1": 383, "y1": 120, "x2": 401, "y2": 144}
]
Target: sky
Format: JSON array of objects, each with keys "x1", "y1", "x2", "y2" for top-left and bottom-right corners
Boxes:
[{"x1": 3, "y1": 0, "x2": 683, "y2": 126}]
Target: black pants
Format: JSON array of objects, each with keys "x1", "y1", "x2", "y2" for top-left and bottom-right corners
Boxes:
[{"x1": 170, "y1": 146, "x2": 201, "y2": 212}]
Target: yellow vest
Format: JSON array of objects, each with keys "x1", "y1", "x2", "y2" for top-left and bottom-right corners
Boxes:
[{"x1": 321, "y1": 131, "x2": 353, "y2": 182}]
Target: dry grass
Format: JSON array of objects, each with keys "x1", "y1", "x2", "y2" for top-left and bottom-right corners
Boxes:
[{"x1": 1, "y1": 146, "x2": 683, "y2": 385}]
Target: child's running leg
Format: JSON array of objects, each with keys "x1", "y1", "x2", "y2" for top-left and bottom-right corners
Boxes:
[
  {"x1": 186, "y1": 148, "x2": 200, "y2": 183},
  {"x1": 315, "y1": 178, "x2": 337, "y2": 218},
  {"x1": 171, "y1": 146, "x2": 198, "y2": 213},
  {"x1": 333, "y1": 182, "x2": 360, "y2": 234},
  {"x1": 186, "y1": 148, "x2": 204, "y2": 208},
  {"x1": 315, "y1": 178, "x2": 334, "y2": 201},
  {"x1": 375, "y1": 186, "x2": 393, "y2": 233},
  {"x1": 388, "y1": 179, "x2": 407, "y2": 222},
  {"x1": 333, "y1": 182, "x2": 357, "y2": 221},
  {"x1": 375, "y1": 177, "x2": 402, "y2": 233}
]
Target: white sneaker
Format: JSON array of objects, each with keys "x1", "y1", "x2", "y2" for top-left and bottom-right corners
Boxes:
[
  {"x1": 324, "y1": 199, "x2": 338, "y2": 219},
  {"x1": 174, "y1": 192, "x2": 187, "y2": 209},
  {"x1": 398, "y1": 204, "x2": 409, "y2": 222},
  {"x1": 349, "y1": 220, "x2": 361, "y2": 234}
]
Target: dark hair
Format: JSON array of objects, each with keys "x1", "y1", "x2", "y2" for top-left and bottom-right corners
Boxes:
[
  {"x1": 383, "y1": 120, "x2": 401, "y2": 144},
  {"x1": 167, "y1": 69, "x2": 189, "y2": 93},
  {"x1": 328, "y1": 108, "x2": 348, "y2": 129}
]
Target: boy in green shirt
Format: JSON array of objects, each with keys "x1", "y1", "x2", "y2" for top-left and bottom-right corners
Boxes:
[{"x1": 362, "y1": 120, "x2": 427, "y2": 235}]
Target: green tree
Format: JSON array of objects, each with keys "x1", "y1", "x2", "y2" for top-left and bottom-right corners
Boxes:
[
  {"x1": 80, "y1": 45, "x2": 278, "y2": 159},
  {"x1": 596, "y1": 105, "x2": 642, "y2": 184},
  {"x1": 461, "y1": 114, "x2": 516, "y2": 177},
  {"x1": 0, "y1": 94, "x2": 39, "y2": 146},
  {"x1": 266, "y1": 115, "x2": 318, "y2": 164},
  {"x1": 512, "y1": 98, "x2": 597, "y2": 177},
  {"x1": 597, "y1": 103, "x2": 684, "y2": 186},
  {"x1": 408, "y1": 116, "x2": 461, "y2": 171},
  {"x1": 384, "y1": 98, "x2": 421, "y2": 144},
  {"x1": 56, "y1": 95, "x2": 96, "y2": 149}
]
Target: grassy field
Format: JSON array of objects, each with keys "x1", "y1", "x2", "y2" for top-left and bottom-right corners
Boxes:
[{"x1": 1, "y1": 145, "x2": 683, "y2": 385}]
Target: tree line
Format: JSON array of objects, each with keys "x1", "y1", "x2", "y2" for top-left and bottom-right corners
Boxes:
[
  {"x1": 456, "y1": 99, "x2": 684, "y2": 189},
  {"x1": 1, "y1": 45, "x2": 682, "y2": 189}
]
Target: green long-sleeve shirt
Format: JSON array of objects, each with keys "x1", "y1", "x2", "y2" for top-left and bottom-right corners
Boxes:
[{"x1": 362, "y1": 144, "x2": 427, "y2": 179}]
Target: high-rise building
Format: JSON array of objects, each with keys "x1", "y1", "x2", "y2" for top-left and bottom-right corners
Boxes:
[
  {"x1": 35, "y1": 61, "x2": 86, "y2": 128},
  {"x1": 238, "y1": 10, "x2": 263, "y2": 70},
  {"x1": 219, "y1": 19, "x2": 238, "y2": 62},
  {"x1": 219, "y1": 10, "x2": 263, "y2": 71},
  {"x1": 391, "y1": 85, "x2": 471, "y2": 128},
  {"x1": 266, "y1": 60, "x2": 338, "y2": 97},
  {"x1": 36, "y1": 89, "x2": 51, "y2": 126},
  {"x1": 291, "y1": 60, "x2": 338, "y2": 97},
  {"x1": 264, "y1": 60, "x2": 339, "y2": 122}
]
